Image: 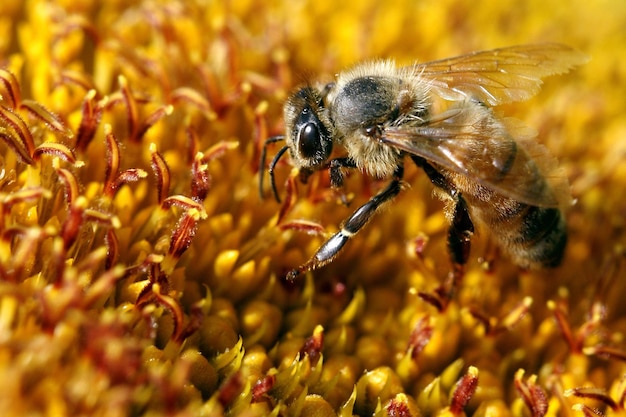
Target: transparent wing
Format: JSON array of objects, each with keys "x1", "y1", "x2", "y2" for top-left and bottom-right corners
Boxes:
[
  {"x1": 413, "y1": 43, "x2": 588, "y2": 105},
  {"x1": 381, "y1": 107, "x2": 571, "y2": 208}
]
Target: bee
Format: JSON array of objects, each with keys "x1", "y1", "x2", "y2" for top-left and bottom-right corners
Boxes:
[{"x1": 260, "y1": 43, "x2": 587, "y2": 280}]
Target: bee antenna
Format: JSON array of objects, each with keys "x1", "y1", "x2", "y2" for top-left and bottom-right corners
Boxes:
[
  {"x1": 268, "y1": 144, "x2": 290, "y2": 203},
  {"x1": 259, "y1": 135, "x2": 286, "y2": 201}
]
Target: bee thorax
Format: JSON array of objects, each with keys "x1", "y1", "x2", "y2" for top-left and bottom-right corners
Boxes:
[{"x1": 345, "y1": 137, "x2": 403, "y2": 178}]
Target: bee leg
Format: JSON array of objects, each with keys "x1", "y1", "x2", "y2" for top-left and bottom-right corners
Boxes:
[
  {"x1": 298, "y1": 167, "x2": 315, "y2": 184},
  {"x1": 445, "y1": 195, "x2": 474, "y2": 297},
  {"x1": 287, "y1": 167, "x2": 404, "y2": 281},
  {"x1": 410, "y1": 155, "x2": 475, "y2": 265},
  {"x1": 448, "y1": 194, "x2": 475, "y2": 267},
  {"x1": 328, "y1": 157, "x2": 357, "y2": 205},
  {"x1": 410, "y1": 155, "x2": 475, "y2": 293},
  {"x1": 410, "y1": 155, "x2": 449, "y2": 189}
]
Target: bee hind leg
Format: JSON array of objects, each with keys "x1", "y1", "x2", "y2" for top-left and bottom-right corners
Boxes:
[
  {"x1": 448, "y1": 194, "x2": 475, "y2": 270},
  {"x1": 410, "y1": 155, "x2": 474, "y2": 296},
  {"x1": 287, "y1": 167, "x2": 404, "y2": 281},
  {"x1": 433, "y1": 194, "x2": 475, "y2": 303}
]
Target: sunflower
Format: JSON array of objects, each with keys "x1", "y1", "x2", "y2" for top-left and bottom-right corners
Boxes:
[{"x1": 0, "y1": 0, "x2": 624, "y2": 416}]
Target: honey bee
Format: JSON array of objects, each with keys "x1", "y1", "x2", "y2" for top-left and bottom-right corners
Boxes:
[{"x1": 260, "y1": 43, "x2": 587, "y2": 280}]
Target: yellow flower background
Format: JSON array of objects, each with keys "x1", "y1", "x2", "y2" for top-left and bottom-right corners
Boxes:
[{"x1": 0, "y1": 0, "x2": 624, "y2": 416}]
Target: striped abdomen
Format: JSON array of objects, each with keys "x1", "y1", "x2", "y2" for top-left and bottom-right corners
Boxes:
[{"x1": 465, "y1": 187, "x2": 567, "y2": 268}]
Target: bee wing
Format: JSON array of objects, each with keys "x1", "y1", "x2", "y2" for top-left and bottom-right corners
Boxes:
[
  {"x1": 414, "y1": 43, "x2": 588, "y2": 105},
  {"x1": 381, "y1": 108, "x2": 571, "y2": 208}
]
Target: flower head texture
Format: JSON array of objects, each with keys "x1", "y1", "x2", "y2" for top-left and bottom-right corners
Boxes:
[{"x1": 0, "y1": 1, "x2": 624, "y2": 416}]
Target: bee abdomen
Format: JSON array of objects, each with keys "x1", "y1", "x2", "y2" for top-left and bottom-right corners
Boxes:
[
  {"x1": 490, "y1": 202, "x2": 567, "y2": 268},
  {"x1": 518, "y1": 205, "x2": 567, "y2": 267}
]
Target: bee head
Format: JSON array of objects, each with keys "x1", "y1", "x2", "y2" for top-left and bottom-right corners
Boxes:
[{"x1": 284, "y1": 86, "x2": 334, "y2": 170}]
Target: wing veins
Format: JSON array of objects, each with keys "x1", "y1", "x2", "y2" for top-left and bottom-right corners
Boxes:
[
  {"x1": 380, "y1": 117, "x2": 569, "y2": 208},
  {"x1": 410, "y1": 43, "x2": 588, "y2": 105}
]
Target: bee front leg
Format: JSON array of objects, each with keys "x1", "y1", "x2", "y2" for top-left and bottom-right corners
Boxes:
[
  {"x1": 328, "y1": 157, "x2": 357, "y2": 205},
  {"x1": 287, "y1": 167, "x2": 404, "y2": 281}
]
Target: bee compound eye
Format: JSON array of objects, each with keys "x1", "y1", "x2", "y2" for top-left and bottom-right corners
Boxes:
[{"x1": 297, "y1": 122, "x2": 322, "y2": 159}]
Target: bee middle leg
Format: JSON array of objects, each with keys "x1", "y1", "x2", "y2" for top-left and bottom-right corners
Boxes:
[{"x1": 287, "y1": 166, "x2": 404, "y2": 281}]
